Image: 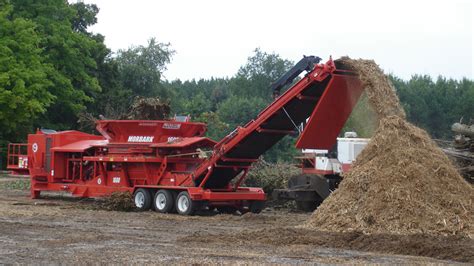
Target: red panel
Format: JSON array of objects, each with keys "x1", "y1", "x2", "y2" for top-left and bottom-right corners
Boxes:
[
  {"x1": 187, "y1": 187, "x2": 266, "y2": 201},
  {"x1": 95, "y1": 120, "x2": 207, "y2": 143},
  {"x1": 51, "y1": 140, "x2": 107, "y2": 152},
  {"x1": 151, "y1": 136, "x2": 216, "y2": 148},
  {"x1": 296, "y1": 74, "x2": 364, "y2": 149},
  {"x1": 27, "y1": 134, "x2": 47, "y2": 175}
]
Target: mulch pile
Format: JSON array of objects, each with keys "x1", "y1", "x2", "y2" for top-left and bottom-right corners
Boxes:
[{"x1": 305, "y1": 58, "x2": 474, "y2": 237}]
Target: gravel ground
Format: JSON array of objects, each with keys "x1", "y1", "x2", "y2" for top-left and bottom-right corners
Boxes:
[{"x1": 0, "y1": 175, "x2": 469, "y2": 264}]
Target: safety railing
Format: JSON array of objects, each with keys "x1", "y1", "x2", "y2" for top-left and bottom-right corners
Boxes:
[{"x1": 7, "y1": 143, "x2": 29, "y2": 171}]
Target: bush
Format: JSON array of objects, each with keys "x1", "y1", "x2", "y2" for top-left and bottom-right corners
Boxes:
[{"x1": 1, "y1": 179, "x2": 31, "y2": 190}]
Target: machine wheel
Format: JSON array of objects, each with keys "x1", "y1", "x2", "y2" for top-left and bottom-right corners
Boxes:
[
  {"x1": 134, "y1": 188, "x2": 152, "y2": 211},
  {"x1": 249, "y1": 201, "x2": 265, "y2": 214},
  {"x1": 153, "y1": 189, "x2": 174, "y2": 213},
  {"x1": 175, "y1": 191, "x2": 195, "y2": 215},
  {"x1": 296, "y1": 201, "x2": 318, "y2": 212},
  {"x1": 217, "y1": 206, "x2": 237, "y2": 214}
]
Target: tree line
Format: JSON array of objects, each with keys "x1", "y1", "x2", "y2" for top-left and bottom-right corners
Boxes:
[{"x1": 1, "y1": 0, "x2": 473, "y2": 167}]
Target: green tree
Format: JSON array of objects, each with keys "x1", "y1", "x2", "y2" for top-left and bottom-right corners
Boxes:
[
  {"x1": 456, "y1": 79, "x2": 474, "y2": 123},
  {"x1": 392, "y1": 75, "x2": 474, "y2": 139},
  {"x1": 194, "y1": 112, "x2": 229, "y2": 140},
  {"x1": 70, "y1": 1, "x2": 99, "y2": 34},
  {"x1": 10, "y1": 0, "x2": 107, "y2": 130},
  {"x1": 0, "y1": 0, "x2": 54, "y2": 140},
  {"x1": 84, "y1": 38, "x2": 176, "y2": 120},
  {"x1": 85, "y1": 49, "x2": 129, "y2": 119},
  {"x1": 237, "y1": 48, "x2": 293, "y2": 84},
  {"x1": 231, "y1": 48, "x2": 293, "y2": 99},
  {"x1": 217, "y1": 95, "x2": 267, "y2": 130},
  {"x1": 166, "y1": 78, "x2": 230, "y2": 116},
  {"x1": 115, "y1": 38, "x2": 175, "y2": 98},
  {"x1": 181, "y1": 93, "x2": 212, "y2": 118}
]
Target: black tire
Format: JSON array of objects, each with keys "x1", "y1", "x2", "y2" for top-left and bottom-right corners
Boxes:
[
  {"x1": 169, "y1": 190, "x2": 178, "y2": 213},
  {"x1": 249, "y1": 201, "x2": 265, "y2": 214},
  {"x1": 217, "y1": 206, "x2": 237, "y2": 214},
  {"x1": 134, "y1": 188, "x2": 152, "y2": 211},
  {"x1": 153, "y1": 189, "x2": 174, "y2": 213},
  {"x1": 295, "y1": 200, "x2": 318, "y2": 212},
  {"x1": 175, "y1": 191, "x2": 195, "y2": 215}
]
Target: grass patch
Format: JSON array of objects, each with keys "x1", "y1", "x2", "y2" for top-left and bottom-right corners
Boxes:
[{"x1": 0, "y1": 179, "x2": 31, "y2": 190}]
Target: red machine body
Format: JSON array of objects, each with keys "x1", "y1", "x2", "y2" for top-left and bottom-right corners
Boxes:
[{"x1": 7, "y1": 57, "x2": 364, "y2": 214}]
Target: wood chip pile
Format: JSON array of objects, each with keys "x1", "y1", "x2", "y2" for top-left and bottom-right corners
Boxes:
[{"x1": 305, "y1": 58, "x2": 474, "y2": 237}]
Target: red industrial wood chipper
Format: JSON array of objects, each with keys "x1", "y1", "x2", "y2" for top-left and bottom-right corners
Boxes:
[{"x1": 7, "y1": 56, "x2": 364, "y2": 215}]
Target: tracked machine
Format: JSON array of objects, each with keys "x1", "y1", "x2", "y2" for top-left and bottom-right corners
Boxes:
[{"x1": 7, "y1": 56, "x2": 364, "y2": 215}]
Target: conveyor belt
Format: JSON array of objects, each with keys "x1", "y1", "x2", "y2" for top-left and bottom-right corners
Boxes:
[{"x1": 193, "y1": 59, "x2": 364, "y2": 189}]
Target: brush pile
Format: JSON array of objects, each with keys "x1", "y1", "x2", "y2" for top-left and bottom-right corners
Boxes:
[
  {"x1": 305, "y1": 58, "x2": 474, "y2": 237},
  {"x1": 244, "y1": 160, "x2": 300, "y2": 194},
  {"x1": 78, "y1": 96, "x2": 171, "y2": 132},
  {"x1": 125, "y1": 96, "x2": 170, "y2": 120},
  {"x1": 96, "y1": 191, "x2": 135, "y2": 211}
]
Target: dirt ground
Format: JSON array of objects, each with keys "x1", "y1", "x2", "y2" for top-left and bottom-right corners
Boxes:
[{"x1": 0, "y1": 175, "x2": 472, "y2": 264}]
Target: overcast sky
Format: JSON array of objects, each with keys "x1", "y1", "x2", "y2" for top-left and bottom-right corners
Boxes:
[{"x1": 83, "y1": 0, "x2": 473, "y2": 81}]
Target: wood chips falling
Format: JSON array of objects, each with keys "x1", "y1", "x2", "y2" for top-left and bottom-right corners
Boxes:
[{"x1": 305, "y1": 58, "x2": 474, "y2": 237}]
